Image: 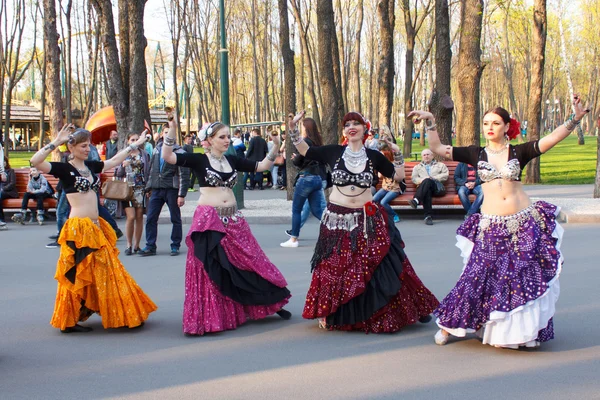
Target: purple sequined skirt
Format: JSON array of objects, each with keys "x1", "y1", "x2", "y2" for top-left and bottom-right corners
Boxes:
[
  {"x1": 434, "y1": 201, "x2": 563, "y2": 347},
  {"x1": 183, "y1": 205, "x2": 290, "y2": 335}
]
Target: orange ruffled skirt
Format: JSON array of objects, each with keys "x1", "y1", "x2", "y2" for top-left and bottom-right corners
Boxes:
[{"x1": 50, "y1": 217, "x2": 157, "y2": 330}]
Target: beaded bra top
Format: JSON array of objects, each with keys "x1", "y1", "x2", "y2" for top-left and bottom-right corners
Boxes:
[
  {"x1": 331, "y1": 158, "x2": 374, "y2": 188},
  {"x1": 477, "y1": 159, "x2": 521, "y2": 183},
  {"x1": 205, "y1": 168, "x2": 237, "y2": 189},
  {"x1": 73, "y1": 175, "x2": 101, "y2": 193}
]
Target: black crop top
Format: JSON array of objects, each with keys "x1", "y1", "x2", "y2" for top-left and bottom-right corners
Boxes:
[
  {"x1": 305, "y1": 144, "x2": 395, "y2": 188},
  {"x1": 49, "y1": 161, "x2": 103, "y2": 194},
  {"x1": 452, "y1": 141, "x2": 542, "y2": 182},
  {"x1": 175, "y1": 153, "x2": 258, "y2": 189}
]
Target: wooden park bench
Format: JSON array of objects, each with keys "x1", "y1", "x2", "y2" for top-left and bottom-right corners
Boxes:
[
  {"x1": 3, "y1": 168, "x2": 116, "y2": 212},
  {"x1": 376, "y1": 161, "x2": 475, "y2": 209}
]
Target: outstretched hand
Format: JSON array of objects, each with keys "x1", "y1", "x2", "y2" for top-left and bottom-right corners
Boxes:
[
  {"x1": 407, "y1": 110, "x2": 434, "y2": 125},
  {"x1": 288, "y1": 110, "x2": 305, "y2": 130},
  {"x1": 133, "y1": 130, "x2": 149, "y2": 147},
  {"x1": 573, "y1": 94, "x2": 590, "y2": 121}
]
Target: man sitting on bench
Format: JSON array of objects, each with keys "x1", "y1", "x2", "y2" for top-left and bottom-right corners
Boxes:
[{"x1": 408, "y1": 149, "x2": 448, "y2": 225}]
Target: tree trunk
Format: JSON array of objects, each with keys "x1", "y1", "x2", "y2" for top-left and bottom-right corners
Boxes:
[
  {"x1": 43, "y1": 0, "x2": 63, "y2": 145},
  {"x1": 402, "y1": 1, "x2": 416, "y2": 156},
  {"x1": 91, "y1": 0, "x2": 130, "y2": 145},
  {"x1": 377, "y1": 0, "x2": 395, "y2": 128},
  {"x1": 63, "y1": 0, "x2": 73, "y2": 123},
  {"x1": 429, "y1": 0, "x2": 453, "y2": 146},
  {"x1": 525, "y1": 0, "x2": 547, "y2": 184},
  {"x1": 317, "y1": 0, "x2": 341, "y2": 144},
  {"x1": 278, "y1": 0, "x2": 297, "y2": 200},
  {"x1": 353, "y1": 0, "x2": 364, "y2": 112},
  {"x1": 455, "y1": 0, "x2": 485, "y2": 147},
  {"x1": 118, "y1": 0, "x2": 130, "y2": 117},
  {"x1": 127, "y1": 0, "x2": 151, "y2": 133}
]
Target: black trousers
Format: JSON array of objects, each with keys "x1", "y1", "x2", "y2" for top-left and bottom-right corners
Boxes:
[
  {"x1": 414, "y1": 178, "x2": 436, "y2": 217},
  {"x1": 21, "y1": 192, "x2": 51, "y2": 211}
]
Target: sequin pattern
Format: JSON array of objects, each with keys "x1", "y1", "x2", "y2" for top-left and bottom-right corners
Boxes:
[
  {"x1": 303, "y1": 203, "x2": 439, "y2": 333},
  {"x1": 50, "y1": 217, "x2": 157, "y2": 330},
  {"x1": 434, "y1": 201, "x2": 561, "y2": 344},
  {"x1": 183, "y1": 206, "x2": 290, "y2": 335}
]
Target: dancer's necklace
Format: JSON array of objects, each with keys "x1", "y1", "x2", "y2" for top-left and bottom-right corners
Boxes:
[
  {"x1": 71, "y1": 162, "x2": 91, "y2": 177},
  {"x1": 485, "y1": 144, "x2": 508, "y2": 155},
  {"x1": 342, "y1": 146, "x2": 368, "y2": 169},
  {"x1": 208, "y1": 152, "x2": 227, "y2": 172}
]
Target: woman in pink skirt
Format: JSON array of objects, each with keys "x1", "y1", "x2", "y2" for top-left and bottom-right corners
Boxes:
[{"x1": 161, "y1": 117, "x2": 291, "y2": 335}]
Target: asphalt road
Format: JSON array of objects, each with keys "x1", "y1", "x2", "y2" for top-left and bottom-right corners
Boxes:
[{"x1": 1, "y1": 216, "x2": 599, "y2": 399}]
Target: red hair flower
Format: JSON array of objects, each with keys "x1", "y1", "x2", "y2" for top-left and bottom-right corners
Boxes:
[
  {"x1": 364, "y1": 201, "x2": 377, "y2": 216},
  {"x1": 506, "y1": 118, "x2": 521, "y2": 140}
]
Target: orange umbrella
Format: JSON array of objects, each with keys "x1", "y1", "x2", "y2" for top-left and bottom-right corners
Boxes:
[{"x1": 85, "y1": 106, "x2": 151, "y2": 144}]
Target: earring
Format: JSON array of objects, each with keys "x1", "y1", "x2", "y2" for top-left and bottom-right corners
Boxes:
[
  {"x1": 68, "y1": 154, "x2": 74, "y2": 161},
  {"x1": 504, "y1": 134, "x2": 509, "y2": 143}
]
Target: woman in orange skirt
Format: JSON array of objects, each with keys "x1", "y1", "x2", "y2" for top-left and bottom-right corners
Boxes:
[{"x1": 30, "y1": 125, "x2": 157, "y2": 333}]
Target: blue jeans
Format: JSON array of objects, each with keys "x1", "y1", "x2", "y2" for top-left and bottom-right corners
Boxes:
[
  {"x1": 458, "y1": 185, "x2": 484, "y2": 215},
  {"x1": 299, "y1": 179, "x2": 326, "y2": 229},
  {"x1": 144, "y1": 188, "x2": 182, "y2": 250},
  {"x1": 57, "y1": 191, "x2": 120, "y2": 234},
  {"x1": 291, "y1": 175, "x2": 325, "y2": 238},
  {"x1": 373, "y1": 188, "x2": 400, "y2": 219}
]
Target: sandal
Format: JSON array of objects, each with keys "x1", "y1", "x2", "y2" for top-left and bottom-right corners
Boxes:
[{"x1": 124, "y1": 247, "x2": 133, "y2": 256}]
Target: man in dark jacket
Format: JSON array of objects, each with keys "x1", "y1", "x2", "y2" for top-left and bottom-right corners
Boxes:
[
  {"x1": 139, "y1": 126, "x2": 190, "y2": 256},
  {"x1": 245, "y1": 128, "x2": 268, "y2": 190},
  {"x1": 183, "y1": 134, "x2": 198, "y2": 191},
  {"x1": 104, "y1": 130, "x2": 119, "y2": 160},
  {"x1": 454, "y1": 162, "x2": 484, "y2": 218}
]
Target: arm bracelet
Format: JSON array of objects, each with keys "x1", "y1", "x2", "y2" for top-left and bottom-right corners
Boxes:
[
  {"x1": 563, "y1": 118, "x2": 581, "y2": 132},
  {"x1": 126, "y1": 144, "x2": 137, "y2": 153},
  {"x1": 164, "y1": 136, "x2": 176, "y2": 146},
  {"x1": 266, "y1": 152, "x2": 277, "y2": 162},
  {"x1": 43, "y1": 143, "x2": 56, "y2": 152},
  {"x1": 425, "y1": 124, "x2": 438, "y2": 132},
  {"x1": 288, "y1": 128, "x2": 303, "y2": 146},
  {"x1": 393, "y1": 152, "x2": 405, "y2": 166}
]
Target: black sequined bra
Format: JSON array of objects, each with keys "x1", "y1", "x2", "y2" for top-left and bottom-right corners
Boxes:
[
  {"x1": 205, "y1": 168, "x2": 237, "y2": 189},
  {"x1": 331, "y1": 158, "x2": 374, "y2": 188},
  {"x1": 73, "y1": 175, "x2": 101, "y2": 193}
]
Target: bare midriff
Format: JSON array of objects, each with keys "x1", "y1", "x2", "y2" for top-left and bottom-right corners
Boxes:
[
  {"x1": 329, "y1": 187, "x2": 373, "y2": 209},
  {"x1": 480, "y1": 180, "x2": 531, "y2": 216},
  {"x1": 66, "y1": 191, "x2": 100, "y2": 220},
  {"x1": 197, "y1": 187, "x2": 237, "y2": 208}
]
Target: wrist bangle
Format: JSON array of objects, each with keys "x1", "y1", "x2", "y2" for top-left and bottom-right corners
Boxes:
[
  {"x1": 266, "y1": 152, "x2": 277, "y2": 162},
  {"x1": 564, "y1": 118, "x2": 581, "y2": 132},
  {"x1": 393, "y1": 152, "x2": 405, "y2": 166},
  {"x1": 425, "y1": 119, "x2": 436, "y2": 127},
  {"x1": 164, "y1": 136, "x2": 176, "y2": 146},
  {"x1": 425, "y1": 124, "x2": 437, "y2": 132}
]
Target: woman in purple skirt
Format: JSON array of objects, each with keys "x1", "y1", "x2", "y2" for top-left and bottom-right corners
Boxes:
[
  {"x1": 161, "y1": 116, "x2": 291, "y2": 335},
  {"x1": 408, "y1": 95, "x2": 589, "y2": 349}
]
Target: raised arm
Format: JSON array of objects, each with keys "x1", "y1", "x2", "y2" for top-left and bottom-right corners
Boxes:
[
  {"x1": 255, "y1": 132, "x2": 281, "y2": 172},
  {"x1": 287, "y1": 111, "x2": 309, "y2": 156},
  {"x1": 381, "y1": 135, "x2": 406, "y2": 182},
  {"x1": 161, "y1": 116, "x2": 179, "y2": 165},
  {"x1": 102, "y1": 130, "x2": 148, "y2": 171},
  {"x1": 30, "y1": 124, "x2": 75, "y2": 173},
  {"x1": 406, "y1": 110, "x2": 453, "y2": 160},
  {"x1": 538, "y1": 94, "x2": 590, "y2": 153}
]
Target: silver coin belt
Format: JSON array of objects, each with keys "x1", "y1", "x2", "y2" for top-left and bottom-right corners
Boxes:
[
  {"x1": 215, "y1": 205, "x2": 243, "y2": 225},
  {"x1": 477, "y1": 203, "x2": 545, "y2": 244},
  {"x1": 321, "y1": 208, "x2": 363, "y2": 232}
]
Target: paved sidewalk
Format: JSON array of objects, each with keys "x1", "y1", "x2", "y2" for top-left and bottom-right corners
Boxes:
[{"x1": 162, "y1": 184, "x2": 600, "y2": 224}]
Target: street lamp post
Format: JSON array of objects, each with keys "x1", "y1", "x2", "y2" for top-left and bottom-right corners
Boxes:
[{"x1": 219, "y1": 0, "x2": 244, "y2": 208}]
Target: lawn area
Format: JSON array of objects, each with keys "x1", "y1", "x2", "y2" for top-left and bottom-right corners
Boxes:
[
  {"x1": 400, "y1": 134, "x2": 598, "y2": 184},
  {"x1": 5, "y1": 135, "x2": 597, "y2": 184}
]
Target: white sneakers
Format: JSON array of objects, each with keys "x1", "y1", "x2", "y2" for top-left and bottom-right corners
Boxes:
[
  {"x1": 280, "y1": 238, "x2": 299, "y2": 248},
  {"x1": 434, "y1": 329, "x2": 449, "y2": 345}
]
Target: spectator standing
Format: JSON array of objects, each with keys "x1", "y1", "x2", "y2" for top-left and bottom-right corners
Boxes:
[
  {"x1": 232, "y1": 128, "x2": 246, "y2": 158},
  {"x1": 408, "y1": 149, "x2": 449, "y2": 225},
  {"x1": 104, "y1": 130, "x2": 119, "y2": 160},
  {"x1": 244, "y1": 128, "x2": 268, "y2": 190},
  {"x1": 454, "y1": 162, "x2": 484, "y2": 218},
  {"x1": 0, "y1": 156, "x2": 18, "y2": 229},
  {"x1": 183, "y1": 134, "x2": 198, "y2": 192},
  {"x1": 12, "y1": 167, "x2": 53, "y2": 225},
  {"x1": 138, "y1": 124, "x2": 190, "y2": 256}
]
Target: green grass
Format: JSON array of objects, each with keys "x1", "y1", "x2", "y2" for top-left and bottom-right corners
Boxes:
[
  {"x1": 399, "y1": 135, "x2": 598, "y2": 184},
  {"x1": 5, "y1": 136, "x2": 597, "y2": 184}
]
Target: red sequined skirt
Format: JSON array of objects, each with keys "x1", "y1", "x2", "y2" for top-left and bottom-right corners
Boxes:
[{"x1": 303, "y1": 203, "x2": 439, "y2": 333}]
